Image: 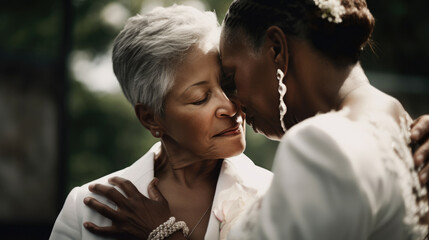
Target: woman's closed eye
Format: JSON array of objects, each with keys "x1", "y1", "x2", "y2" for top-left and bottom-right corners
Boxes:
[{"x1": 191, "y1": 94, "x2": 209, "y2": 105}]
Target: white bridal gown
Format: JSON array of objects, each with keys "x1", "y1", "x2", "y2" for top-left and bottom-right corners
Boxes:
[{"x1": 227, "y1": 110, "x2": 428, "y2": 240}]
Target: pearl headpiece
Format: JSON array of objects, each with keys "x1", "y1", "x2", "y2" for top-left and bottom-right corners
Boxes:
[{"x1": 313, "y1": 0, "x2": 346, "y2": 23}]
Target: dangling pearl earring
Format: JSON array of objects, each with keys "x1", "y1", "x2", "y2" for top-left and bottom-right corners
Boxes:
[
  {"x1": 277, "y1": 69, "x2": 287, "y2": 133},
  {"x1": 155, "y1": 131, "x2": 160, "y2": 137}
]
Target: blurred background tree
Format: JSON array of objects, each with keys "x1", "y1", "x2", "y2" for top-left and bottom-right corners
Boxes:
[{"x1": 1, "y1": 0, "x2": 428, "y2": 239}]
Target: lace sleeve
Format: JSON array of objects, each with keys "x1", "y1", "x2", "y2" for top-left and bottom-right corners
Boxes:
[{"x1": 227, "y1": 197, "x2": 263, "y2": 240}]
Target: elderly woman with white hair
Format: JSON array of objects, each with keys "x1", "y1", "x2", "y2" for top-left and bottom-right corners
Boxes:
[{"x1": 49, "y1": 5, "x2": 273, "y2": 240}]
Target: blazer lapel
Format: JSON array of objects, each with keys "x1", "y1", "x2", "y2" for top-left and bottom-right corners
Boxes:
[
  {"x1": 205, "y1": 154, "x2": 273, "y2": 240},
  {"x1": 205, "y1": 158, "x2": 240, "y2": 240},
  {"x1": 120, "y1": 142, "x2": 161, "y2": 197}
]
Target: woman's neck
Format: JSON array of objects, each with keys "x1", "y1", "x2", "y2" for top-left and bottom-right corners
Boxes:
[
  {"x1": 288, "y1": 40, "x2": 402, "y2": 126},
  {"x1": 335, "y1": 64, "x2": 370, "y2": 109},
  {"x1": 153, "y1": 143, "x2": 221, "y2": 240},
  {"x1": 155, "y1": 143, "x2": 222, "y2": 188},
  {"x1": 288, "y1": 39, "x2": 369, "y2": 119}
]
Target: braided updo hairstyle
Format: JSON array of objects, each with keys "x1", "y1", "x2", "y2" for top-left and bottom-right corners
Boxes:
[{"x1": 223, "y1": 0, "x2": 375, "y2": 63}]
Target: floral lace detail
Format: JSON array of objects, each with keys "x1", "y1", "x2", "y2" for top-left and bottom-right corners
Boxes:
[
  {"x1": 226, "y1": 197, "x2": 263, "y2": 239},
  {"x1": 213, "y1": 182, "x2": 261, "y2": 240},
  {"x1": 359, "y1": 111, "x2": 428, "y2": 239}
]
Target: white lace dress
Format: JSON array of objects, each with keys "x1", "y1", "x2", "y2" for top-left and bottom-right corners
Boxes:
[{"x1": 226, "y1": 110, "x2": 428, "y2": 240}]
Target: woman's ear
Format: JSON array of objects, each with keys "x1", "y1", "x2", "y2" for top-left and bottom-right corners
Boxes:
[
  {"x1": 135, "y1": 104, "x2": 164, "y2": 138},
  {"x1": 265, "y1": 26, "x2": 289, "y2": 72}
]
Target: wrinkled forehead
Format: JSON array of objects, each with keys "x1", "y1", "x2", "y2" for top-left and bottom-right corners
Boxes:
[
  {"x1": 219, "y1": 29, "x2": 232, "y2": 63},
  {"x1": 219, "y1": 26, "x2": 231, "y2": 53},
  {"x1": 219, "y1": 26, "x2": 251, "y2": 57},
  {"x1": 219, "y1": 32, "x2": 247, "y2": 67},
  {"x1": 169, "y1": 46, "x2": 221, "y2": 90}
]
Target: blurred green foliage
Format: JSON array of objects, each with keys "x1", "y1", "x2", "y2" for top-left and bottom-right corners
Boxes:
[
  {"x1": 72, "y1": 0, "x2": 142, "y2": 56},
  {"x1": 67, "y1": 80, "x2": 158, "y2": 188},
  {"x1": 0, "y1": 2, "x2": 62, "y2": 57}
]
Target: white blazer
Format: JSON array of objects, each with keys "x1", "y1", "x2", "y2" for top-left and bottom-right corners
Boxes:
[{"x1": 50, "y1": 142, "x2": 273, "y2": 240}]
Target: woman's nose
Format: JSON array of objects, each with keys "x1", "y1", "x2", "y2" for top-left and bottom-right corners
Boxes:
[{"x1": 216, "y1": 92, "x2": 237, "y2": 118}]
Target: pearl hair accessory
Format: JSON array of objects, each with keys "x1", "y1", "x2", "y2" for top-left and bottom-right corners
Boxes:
[
  {"x1": 313, "y1": 0, "x2": 346, "y2": 23},
  {"x1": 277, "y1": 69, "x2": 287, "y2": 133},
  {"x1": 148, "y1": 217, "x2": 189, "y2": 240}
]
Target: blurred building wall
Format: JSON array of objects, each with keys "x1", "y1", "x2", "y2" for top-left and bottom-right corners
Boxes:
[
  {"x1": 0, "y1": 61, "x2": 58, "y2": 222},
  {"x1": 0, "y1": 0, "x2": 70, "y2": 239}
]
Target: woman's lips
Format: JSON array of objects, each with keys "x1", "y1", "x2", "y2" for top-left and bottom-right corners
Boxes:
[
  {"x1": 214, "y1": 124, "x2": 242, "y2": 137},
  {"x1": 220, "y1": 126, "x2": 241, "y2": 136}
]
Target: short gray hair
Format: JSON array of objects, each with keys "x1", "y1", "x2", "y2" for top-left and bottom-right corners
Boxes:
[{"x1": 113, "y1": 5, "x2": 220, "y2": 115}]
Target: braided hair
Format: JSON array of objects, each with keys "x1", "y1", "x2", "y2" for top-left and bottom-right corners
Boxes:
[{"x1": 223, "y1": 0, "x2": 375, "y2": 63}]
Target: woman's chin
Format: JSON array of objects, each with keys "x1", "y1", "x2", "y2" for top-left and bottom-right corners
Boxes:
[
  {"x1": 264, "y1": 134, "x2": 283, "y2": 141},
  {"x1": 222, "y1": 142, "x2": 246, "y2": 159},
  {"x1": 252, "y1": 123, "x2": 284, "y2": 141}
]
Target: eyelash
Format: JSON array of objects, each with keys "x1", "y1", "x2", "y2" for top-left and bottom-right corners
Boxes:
[{"x1": 192, "y1": 93, "x2": 209, "y2": 105}]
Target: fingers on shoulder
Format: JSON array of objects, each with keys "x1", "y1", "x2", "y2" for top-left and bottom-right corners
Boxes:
[{"x1": 411, "y1": 115, "x2": 429, "y2": 141}]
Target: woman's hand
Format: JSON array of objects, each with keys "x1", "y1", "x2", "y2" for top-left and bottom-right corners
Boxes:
[
  {"x1": 411, "y1": 115, "x2": 429, "y2": 184},
  {"x1": 83, "y1": 177, "x2": 171, "y2": 239}
]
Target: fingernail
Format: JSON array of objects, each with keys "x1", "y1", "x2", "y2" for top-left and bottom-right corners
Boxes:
[
  {"x1": 83, "y1": 197, "x2": 90, "y2": 204},
  {"x1": 412, "y1": 130, "x2": 421, "y2": 139},
  {"x1": 88, "y1": 184, "x2": 94, "y2": 190},
  {"x1": 420, "y1": 172, "x2": 427, "y2": 182}
]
